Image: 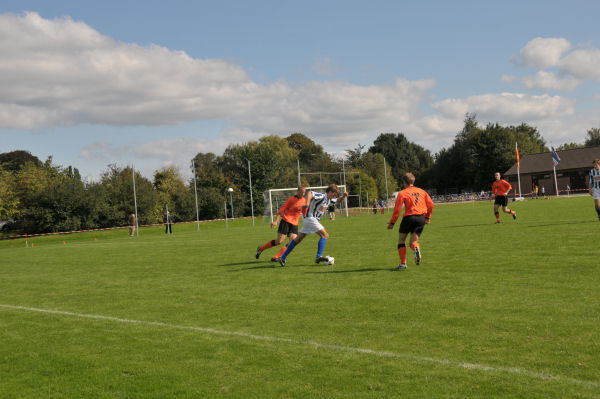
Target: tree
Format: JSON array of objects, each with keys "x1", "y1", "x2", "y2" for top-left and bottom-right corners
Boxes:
[
  {"x1": 368, "y1": 133, "x2": 433, "y2": 186},
  {"x1": 427, "y1": 115, "x2": 546, "y2": 192},
  {"x1": 585, "y1": 128, "x2": 600, "y2": 147},
  {"x1": 153, "y1": 166, "x2": 194, "y2": 221},
  {"x1": 557, "y1": 142, "x2": 583, "y2": 150},
  {"x1": 0, "y1": 150, "x2": 42, "y2": 172},
  {"x1": 0, "y1": 169, "x2": 19, "y2": 221},
  {"x1": 100, "y1": 165, "x2": 157, "y2": 227}
]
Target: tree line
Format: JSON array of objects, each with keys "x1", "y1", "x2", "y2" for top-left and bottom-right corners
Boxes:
[{"x1": 2, "y1": 115, "x2": 599, "y2": 235}]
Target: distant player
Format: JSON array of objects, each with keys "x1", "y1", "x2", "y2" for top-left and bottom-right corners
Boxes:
[
  {"x1": 492, "y1": 172, "x2": 516, "y2": 223},
  {"x1": 387, "y1": 173, "x2": 434, "y2": 270},
  {"x1": 256, "y1": 185, "x2": 306, "y2": 261},
  {"x1": 276, "y1": 184, "x2": 348, "y2": 267},
  {"x1": 589, "y1": 159, "x2": 600, "y2": 220},
  {"x1": 328, "y1": 202, "x2": 336, "y2": 220}
]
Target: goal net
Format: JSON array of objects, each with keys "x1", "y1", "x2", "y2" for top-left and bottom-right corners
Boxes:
[{"x1": 265, "y1": 185, "x2": 348, "y2": 224}]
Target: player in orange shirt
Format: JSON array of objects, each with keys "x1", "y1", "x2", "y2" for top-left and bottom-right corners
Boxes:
[
  {"x1": 492, "y1": 172, "x2": 516, "y2": 223},
  {"x1": 256, "y1": 185, "x2": 306, "y2": 261},
  {"x1": 387, "y1": 173, "x2": 434, "y2": 270}
]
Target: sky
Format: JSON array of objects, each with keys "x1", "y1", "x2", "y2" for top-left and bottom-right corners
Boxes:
[{"x1": 1, "y1": 0, "x2": 599, "y2": 181}]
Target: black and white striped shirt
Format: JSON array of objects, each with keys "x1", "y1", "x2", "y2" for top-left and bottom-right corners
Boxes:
[
  {"x1": 590, "y1": 168, "x2": 600, "y2": 190},
  {"x1": 306, "y1": 191, "x2": 336, "y2": 220}
]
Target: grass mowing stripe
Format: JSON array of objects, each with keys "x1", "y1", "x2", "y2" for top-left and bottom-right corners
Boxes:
[{"x1": 2, "y1": 303, "x2": 598, "y2": 389}]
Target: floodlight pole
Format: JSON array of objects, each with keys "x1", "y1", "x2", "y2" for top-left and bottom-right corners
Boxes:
[
  {"x1": 224, "y1": 200, "x2": 228, "y2": 228},
  {"x1": 342, "y1": 157, "x2": 348, "y2": 217},
  {"x1": 228, "y1": 188, "x2": 234, "y2": 220},
  {"x1": 248, "y1": 160, "x2": 255, "y2": 226},
  {"x1": 132, "y1": 166, "x2": 139, "y2": 238},
  {"x1": 192, "y1": 159, "x2": 200, "y2": 231},
  {"x1": 383, "y1": 157, "x2": 390, "y2": 211}
]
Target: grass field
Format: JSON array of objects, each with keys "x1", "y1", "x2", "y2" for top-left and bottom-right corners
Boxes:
[{"x1": 1, "y1": 196, "x2": 599, "y2": 398}]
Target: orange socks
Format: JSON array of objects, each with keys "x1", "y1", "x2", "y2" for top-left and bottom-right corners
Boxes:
[
  {"x1": 273, "y1": 245, "x2": 287, "y2": 259},
  {"x1": 398, "y1": 243, "x2": 406, "y2": 264},
  {"x1": 260, "y1": 240, "x2": 276, "y2": 252}
]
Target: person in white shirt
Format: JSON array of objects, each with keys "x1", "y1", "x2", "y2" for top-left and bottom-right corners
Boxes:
[{"x1": 276, "y1": 184, "x2": 348, "y2": 267}]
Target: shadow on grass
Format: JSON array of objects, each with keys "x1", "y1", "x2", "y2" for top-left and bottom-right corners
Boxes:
[
  {"x1": 219, "y1": 261, "x2": 259, "y2": 266},
  {"x1": 304, "y1": 267, "x2": 391, "y2": 274},
  {"x1": 227, "y1": 264, "x2": 278, "y2": 271},
  {"x1": 444, "y1": 223, "x2": 493, "y2": 228},
  {"x1": 525, "y1": 219, "x2": 598, "y2": 228}
]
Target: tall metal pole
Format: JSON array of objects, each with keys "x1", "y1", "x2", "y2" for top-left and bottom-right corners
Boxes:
[
  {"x1": 228, "y1": 189, "x2": 234, "y2": 220},
  {"x1": 358, "y1": 173, "x2": 362, "y2": 209},
  {"x1": 383, "y1": 157, "x2": 390, "y2": 211},
  {"x1": 297, "y1": 159, "x2": 301, "y2": 186},
  {"x1": 132, "y1": 166, "x2": 139, "y2": 238},
  {"x1": 192, "y1": 159, "x2": 200, "y2": 231},
  {"x1": 248, "y1": 160, "x2": 255, "y2": 226},
  {"x1": 342, "y1": 158, "x2": 348, "y2": 217},
  {"x1": 224, "y1": 200, "x2": 228, "y2": 228}
]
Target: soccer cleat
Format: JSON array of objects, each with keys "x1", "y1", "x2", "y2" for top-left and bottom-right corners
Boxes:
[
  {"x1": 512, "y1": 212, "x2": 517, "y2": 220},
  {"x1": 395, "y1": 263, "x2": 407, "y2": 270},
  {"x1": 414, "y1": 247, "x2": 421, "y2": 265},
  {"x1": 315, "y1": 256, "x2": 328, "y2": 264},
  {"x1": 495, "y1": 221, "x2": 501, "y2": 224},
  {"x1": 276, "y1": 257, "x2": 286, "y2": 267},
  {"x1": 255, "y1": 246, "x2": 262, "y2": 259},
  {"x1": 270, "y1": 257, "x2": 278, "y2": 262}
]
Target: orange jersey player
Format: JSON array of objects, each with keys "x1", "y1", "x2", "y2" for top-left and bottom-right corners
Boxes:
[
  {"x1": 492, "y1": 172, "x2": 516, "y2": 223},
  {"x1": 256, "y1": 185, "x2": 306, "y2": 261},
  {"x1": 387, "y1": 173, "x2": 434, "y2": 270}
]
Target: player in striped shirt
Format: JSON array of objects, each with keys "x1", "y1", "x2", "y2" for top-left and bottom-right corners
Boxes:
[
  {"x1": 276, "y1": 184, "x2": 348, "y2": 267},
  {"x1": 256, "y1": 185, "x2": 306, "y2": 261},
  {"x1": 492, "y1": 172, "x2": 516, "y2": 223},
  {"x1": 388, "y1": 173, "x2": 434, "y2": 270},
  {"x1": 589, "y1": 159, "x2": 600, "y2": 220}
]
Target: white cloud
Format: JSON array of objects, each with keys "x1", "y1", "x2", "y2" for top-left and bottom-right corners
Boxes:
[
  {"x1": 518, "y1": 37, "x2": 571, "y2": 69},
  {"x1": 558, "y1": 48, "x2": 600, "y2": 81},
  {"x1": 312, "y1": 57, "x2": 339, "y2": 76},
  {"x1": 0, "y1": 12, "x2": 437, "y2": 152},
  {"x1": 521, "y1": 71, "x2": 581, "y2": 91},
  {"x1": 431, "y1": 92, "x2": 576, "y2": 123},
  {"x1": 501, "y1": 74, "x2": 517, "y2": 83}
]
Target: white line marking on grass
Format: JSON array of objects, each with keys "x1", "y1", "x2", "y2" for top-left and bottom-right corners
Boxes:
[{"x1": 1, "y1": 303, "x2": 598, "y2": 388}]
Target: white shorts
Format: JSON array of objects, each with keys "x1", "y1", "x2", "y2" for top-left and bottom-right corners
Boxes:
[
  {"x1": 593, "y1": 188, "x2": 600, "y2": 200},
  {"x1": 300, "y1": 217, "x2": 324, "y2": 235}
]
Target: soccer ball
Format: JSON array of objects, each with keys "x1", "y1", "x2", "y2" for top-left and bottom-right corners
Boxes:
[{"x1": 325, "y1": 256, "x2": 335, "y2": 265}]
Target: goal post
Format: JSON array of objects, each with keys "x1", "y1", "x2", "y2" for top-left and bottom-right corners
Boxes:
[{"x1": 266, "y1": 185, "x2": 348, "y2": 224}]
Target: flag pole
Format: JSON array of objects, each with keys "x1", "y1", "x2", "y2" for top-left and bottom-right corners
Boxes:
[{"x1": 553, "y1": 164, "x2": 559, "y2": 196}]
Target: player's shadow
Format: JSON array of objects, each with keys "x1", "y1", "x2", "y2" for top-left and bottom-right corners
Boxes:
[
  {"x1": 220, "y1": 261, "x2": 260, "y2": 267},
  {"x1": 228, "y1": 264, "x2": 278, "y2": 271},
  {"x1": 526, "y1": 219, "x2": 597, "y2": 228},
  {"x1": 445, "y1": 223, "x2": 492, "y2": 228},
  {"x1": 305, "y1": 267, "x2": 388, "y2": 274}
]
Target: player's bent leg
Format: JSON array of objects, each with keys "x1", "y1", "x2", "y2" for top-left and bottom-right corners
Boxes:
[
  {"x1": 409, "y1": 233, "x2": 421, "y2": 265},
  {"x1": 272, "y1": 233, "x2": 295, "y2": 261}
]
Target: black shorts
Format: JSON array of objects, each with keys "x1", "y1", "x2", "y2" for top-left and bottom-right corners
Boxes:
[
  {"x1": 328, "y1": 204, "x2": 335, "y2": 212},
  {"x1": 494, "y1": 195, "x2": 508, "y2": 207},
  {"x1": 277, "y1": 220, "x2": 298, "y2": 236},
  {"x1": 399, "y1": 214, "x2": 426, "y2": 235}
]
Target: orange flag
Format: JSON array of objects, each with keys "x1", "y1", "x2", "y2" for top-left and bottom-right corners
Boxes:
[{"x1": 515, "y1": 142, "x2": 520, "y2": 168}]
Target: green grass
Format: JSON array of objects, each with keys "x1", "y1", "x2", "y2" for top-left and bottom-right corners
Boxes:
[{"x1": 1, "y1": 196, "x2": 599, "y2": 398}]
